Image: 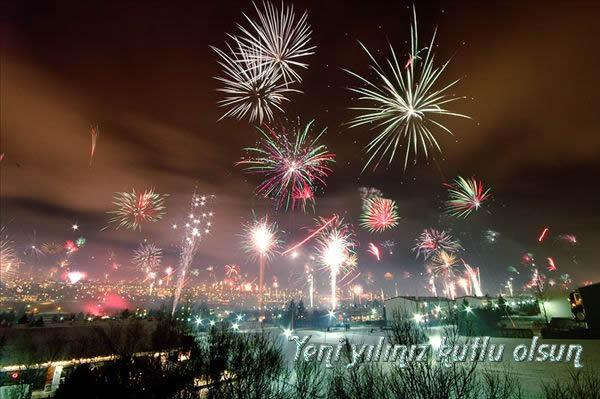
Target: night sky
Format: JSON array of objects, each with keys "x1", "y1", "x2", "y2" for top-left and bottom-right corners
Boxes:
[{"x1": 2, "y1": 0, "x2": 600, "y2": 294}]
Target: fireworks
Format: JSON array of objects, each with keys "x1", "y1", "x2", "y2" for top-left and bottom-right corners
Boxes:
[
  {"x1": 132, "y1": 243, "x2": 163, "y2": 281},
  {"x1": 243, "y1": 215, "x2": 281, "y2": 259},
  {"x1": 413, "y1": 228, "x2": 462, "y2": 259},
  {"x1": 367, "y1": 242, "x2": 381, "y2": 261},
  {"x1": 238, "y1": 119, "x2": 335, "y2": 211},
  {"x1": 89, "y1": 124, "x2": 99, "y2": 166},
  {"x1": 538, "y1": 227, "x2": 549, "y2": 242},
  {"x1": 66, "y1": 271, "x2": 86, "y2": 284},
  {"x1": 212, "y1": 38, "x2": 298, "y2": 123},
  {"x1": 315, "y1": 217, "x2": 355, "y2": 310},
  {"x1": 75, "y1": 237, "x2": 86, "y2": 248},
  {"x1": 546, "y1": 257, "x2": 558, "y2": 272},
  {"x1": 282, "y1": 214, "x2": 337, "y2": 255},
  {"x1": 172, "y1": 193, "x2": 215, "y2": 314},
  {"x1": 559, "y1": 234, "x2": 577, "y2": 245},
  {"x1": 64, "y1": 240, "x2": 79, "y2": 254},
  {"x1": 380, "y1": 240, "x2": 395, "y2": 255},
  {"x1": 236, "y1": 1, "x2": 315, "y2": 84},
  {"x1": 345, "y1": 7, "x2": 469, "y2": 170},
  {"x1": 360, "y1": 197, "x2": 400, "y2": 232},
  {"x1": 225, "y1": 264, "x2": 241, "y2": 278},
  {"x1": 483, "y1": 229, "x2": 500, "y2": 243},
  {"x1": 107, "y1": 189, "x2": 168, "y2": 231},
  {"x1": 445, "y1": 176, "x2": 492, "y2": 218},
  {"x1": 427, "y1": 250, "x2": 459, "y2": 299},
  {"x1": 42, "y1": 242, "x2": 63, "y2": 255},
  {"x1": 1, "y1": 227, "x2": 20, "y2": 285}
]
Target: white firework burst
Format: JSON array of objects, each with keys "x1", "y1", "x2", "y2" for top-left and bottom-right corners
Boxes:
[
  {"x1": 236, "y1": 1, "x2": 315, "y2": 83},
  {"x1": 212, "y1": 39, "x2": 299, "y2": 123},
  {"x1": 345, "y1": 6, "x2": 469, "y2": 170}
]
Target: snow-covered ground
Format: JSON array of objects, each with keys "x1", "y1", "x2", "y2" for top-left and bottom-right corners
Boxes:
[{"x1": 269, "y1": 326, "x2": 600, "y2": 396}]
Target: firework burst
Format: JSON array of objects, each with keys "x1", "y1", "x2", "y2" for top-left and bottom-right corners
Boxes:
[
  {"x1": 236, "y1": 1, "x2": 315, "y2": 84},
  {"x1": 132, "y1": 243, "x2": 163, "y2": 280},
  {"x1": 107, "y1": 189, "x2": 168, "y2": 231},
  {"x1": 1, "y1": 227, "x2": 21, "y2": 285},
  {"x1": 212, "y1": 38, "x2": 299, "y2": 123},
  {"x1": 315, "y1": 217, "x2": 356, "y2": 310},
  {"x1": 345, "y1": 7, "x2": 469, "y2": 170},
  {"x1": 445, "y1": 177, "x2": 491, "y2": 218},
  {"x1": 413, "y1": 228, "x2": 462, "y2": 259},
  {"x1": 42, "y1": 242, "x2": 63, "y2": 255},
  {"x1": 238, "y1": 119, "x2": 335, "y2": 211},
  {"x1": 242, "y1": 215, "x2": 280, "y2": 260},
  {"x1": 225, "y1": 264, "x2": 241, "y2": 278},
  {"x1": 360, "y1": 197, "x2": 400, "y2": 232}
]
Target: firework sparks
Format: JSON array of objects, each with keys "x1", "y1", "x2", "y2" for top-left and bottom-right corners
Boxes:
[
  {"x1": 315, "y1": 217, "x2": 355, "y2": 310},
  {"x1": 445, "y1": 177, "x2": 491, "y2": 218},
  {"x1": 132, "y1": 242, "x2": 163, "y2": 285},
  {"x1": 546, "y1": 257, "x2": 558, "y2": 272},
  {"x1": 367, "y1": 242, "x2": 381, "y2": 261},
  {"x1": 243, "y1": 215, "x2": 280, "y2": 260},
  {"x1": 483, "y1": 229, "x2": 500, "y2": 243},
  {"x1": 225, "y1": 264, "x2": 241, "y2": 278},
  {"x1": 380, "y1": 240, "x2": 395, "y2": 255},
  {"x1": 1, "y1": 227, "x2": 21, "y2": 285},
  {"x1": 238, "y1": 119, "x2": 335, "y2": 211},
  {"x1": 66, "y1": 271, "x2": 86, "y2": 284},
  {"x1": 463, "y1": 261, "x2": 483, "y2": 297},
  {"x1": 559, "y1": 233, "x2": 577, "y2": 245},
  {"x1": 107, "y1": 189, "x2": 168, "y2": 231},
  {"x1": 236, "y1": 1, "x2": 315, "y2": 84},
  {"x1": 413, "y1": 228, "x2": 462, "y2": 259},
  {"x1": 243, "y1": 214, "x2": 279, "y2": 316},
  {"x1": 89, "y1": 124, "x2": 99, "y2": 166},
  {"x1": 282, "y1": 214, "x2": 337, "y2": 255},
  {"x1": 172, "y1": 193, "x2": 215, "y2": 314},
  {"x1": 64, "y1": 240, "x2": 79, "y2": 254},
  {"x1": 212, "y1": 38, "x2": 299, "y2": 123},
  {"x1": 75, "y1": 237, "x2": 86, "y2": 248},
  {"x1": 538, "y1": 227, "x2": 549, "y2": 242},
  {"x1": 42, "y1": 242, "x2": 63, "y2": 255},
  {"x1": 345, "y1": 7, "x2": 469, "y2": 170},
  {"x1": 360, "y1": 197, "x2": 400, "y2": 232}
]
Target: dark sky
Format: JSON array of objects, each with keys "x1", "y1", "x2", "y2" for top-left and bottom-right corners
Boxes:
[{"x1": 1, "y1": 0, "x2": 600, "y2": 294}]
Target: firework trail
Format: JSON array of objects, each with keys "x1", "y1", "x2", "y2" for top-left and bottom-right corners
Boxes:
[
  {"x1": 89, "y1": 124, "x2": 99, "y2": 166},
  {"x1": 212, "y1": 38, "x2": 298, "y2": 123},
  {"x1": 546, "y1": 257, "x2": 558, "y2": 272},
  {"x1": 1, "y1": 227, "x2": 21, "y2": 285},
  {"x1": 538, "y1": 227, "x2": 549, "y2": 242},
  {"x1": 558, "y1": 234, "x2": 577, "y2": 245},
  {"x1": 367, "y1": 242, "x2": 381, "y2": 261},
  {"x1": 345, "y1": 6, "x2": 469, "y2": 170},
  {"x1": 463, "y1": 261, "x2": 483, "y2": 297},
  {"x1": 236, "y1": 1, "x2": 315, "y2": 84},
  {"x1": 315, "y1": 217, "x2": 355, "y2": 310},
  {"x1": 413, "y1": 228, "x2": 462, "y2": 259},
  {"x1": 132, "y1": 242, "x2": 162, "y2": 292},
  {"x1": 107, "y1": 189, "x2": 168, "y2": 231},
  {"x1": 238, "y1": 119, "x2": 335, "y2": 211},
  {"x1": 282, "y1": 214, "x2": 337, "y2": 255},
  {"x1": 360, "y1": 197, "x2": 400, "y2": 232},
  {"x1": 172, "y1": 193, "x2": 215, "y2": 315},
  {"x1": 445, "y1": 176, "x2": 491, "y2": 218}
]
